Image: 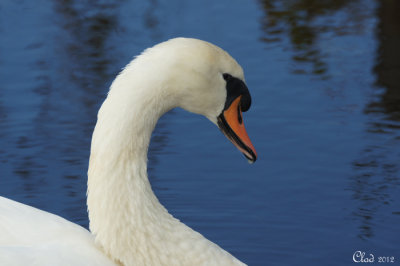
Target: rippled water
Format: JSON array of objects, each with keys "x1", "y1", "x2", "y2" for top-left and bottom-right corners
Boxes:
[{"x1": 1, "y1": 0, "x2": 399, "y2": 265}]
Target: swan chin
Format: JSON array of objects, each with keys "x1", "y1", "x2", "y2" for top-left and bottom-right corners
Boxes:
[{"x1": 1, "y1": 37, "x2": 256, "y2": 266}]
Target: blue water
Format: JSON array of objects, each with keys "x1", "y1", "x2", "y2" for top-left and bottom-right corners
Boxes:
[{"x1": 1, "y1": 0, "x2": 399, "y2": 265}]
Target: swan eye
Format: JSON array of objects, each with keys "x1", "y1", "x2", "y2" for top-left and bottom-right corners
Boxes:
[
  {"x1": 223, "y1": 73, "x2": 232, "y2": 81},
  {"x1": 222, "y1": 73, "x2": 251, "y2": 112}
]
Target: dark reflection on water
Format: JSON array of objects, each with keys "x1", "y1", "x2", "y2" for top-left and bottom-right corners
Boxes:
[
  {"x1": 258, "y1": 0, "x2": 400, "y2": 243},
  {"x1": 258, "y1": 0, "x2": 369, "y2": 77},
  {"x1": 0, "y1": 0, "x2": 168, "y2": 221},
  {"x1": 50, "y1": 0, "x2": 122, "y2": 226},
  {"x1": 350, "y1": 0, "x2": 400, "y2": 240},
  {"x1": 370, "y1": 0, "x2": 400, "y2": 122},
  {"x1": 51, "y1": 0, "x2": 174, "y2": 225},
  {"x1": 144, "y1": 0, "x2": 162, "y2": 41},
  {"x1": 52, "y1": 0, "x2": 121, "y2": 109},
  {"x1": 0, "y1": 0, "x2": 126, "y2": 226}
]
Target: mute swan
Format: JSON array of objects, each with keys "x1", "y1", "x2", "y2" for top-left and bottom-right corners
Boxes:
[{"x1": 0, "y1": 38, "x2": 257, "y2": 266}]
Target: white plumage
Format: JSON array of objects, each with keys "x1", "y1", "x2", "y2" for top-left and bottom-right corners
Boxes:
[
  {"x1": 0, "y1": 38, "x2": 251, "y2": 265},
  {"x1": 0, "y1": 197, "x2": 115, "y2": 266}
]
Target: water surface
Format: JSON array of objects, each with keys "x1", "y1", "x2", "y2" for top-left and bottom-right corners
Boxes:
[{"x1": 0, "y1": 0, "x2": 399, "y2": 265}]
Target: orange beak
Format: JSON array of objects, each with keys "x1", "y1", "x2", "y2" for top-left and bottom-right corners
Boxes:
[{"x1": 217, "y1": 96, "x2": 257, "y2": 163}]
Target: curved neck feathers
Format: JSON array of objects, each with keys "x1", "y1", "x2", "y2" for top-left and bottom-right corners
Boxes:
[{"x1": 87, "y1": 60, "x2": 244, "y2": 265}]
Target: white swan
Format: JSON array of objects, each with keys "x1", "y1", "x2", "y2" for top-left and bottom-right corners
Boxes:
[{"x1": 0, "y1": 38, "x2": 257, "y2": 266}]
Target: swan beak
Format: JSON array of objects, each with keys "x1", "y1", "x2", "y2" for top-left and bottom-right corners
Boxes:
[{"x1": 217, "y1": 96, "x2": 257, "y2": 163}]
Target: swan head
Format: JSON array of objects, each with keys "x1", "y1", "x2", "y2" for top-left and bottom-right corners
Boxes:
[
  {"x1": 120, "y1": 38, "x2": 257, "y2": 162},
  {"x1": 145, "y1": 38, "x2": 257, "y2": 162}
]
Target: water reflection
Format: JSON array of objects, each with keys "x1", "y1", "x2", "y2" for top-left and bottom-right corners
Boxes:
[
  {"x1": 52, "y1": 0, "x2": 171, "y2": 222},
  {"x1": 5, "y1": 0, "x2": 123, "y2": 224},
  {"x1": 258, "y1": 0, "x2": 367, "y2": 77},
  {"x1": 52, "y1": 0, "x2": 121, "y2": 109},
  {"x1": 1, "y1": 1, "x2": 399, "y2": 263},
  {"x1": 350, "y1": 0, "x2": 400, "y2": 239},
  {"x1": 258, "y1": 0, "x2": 400, "y2": 241},
  {"x1": 369, "y1": 0, "x2": 400, "y2": 123},
  {"x1": 144, "y1": 0, "x2": 162, "y2": 41},
  {"x1": 0, "y1": 0, "x2": 172, "y2": 227}
]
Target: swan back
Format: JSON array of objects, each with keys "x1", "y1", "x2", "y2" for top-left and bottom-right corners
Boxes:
[{"x1": 0, "y1": 196, "x2": 115, "y2": 266}]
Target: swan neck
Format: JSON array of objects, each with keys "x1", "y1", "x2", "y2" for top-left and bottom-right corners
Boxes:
[{"x1": 86, "y1": 62, "x2": 244, "y2": 266}]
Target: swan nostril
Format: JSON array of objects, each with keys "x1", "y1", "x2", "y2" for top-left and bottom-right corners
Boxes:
[{"x1": 237, "y1": 104, "x2": 242, "y2": 124}]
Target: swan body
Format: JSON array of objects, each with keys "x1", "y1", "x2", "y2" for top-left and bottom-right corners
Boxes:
[
  {"x1": 0, "y1": 38, "x2": 257, "y2": 265},
  {"x1": 0, "y1": 197, "x2": 114, "y2": 266}
]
